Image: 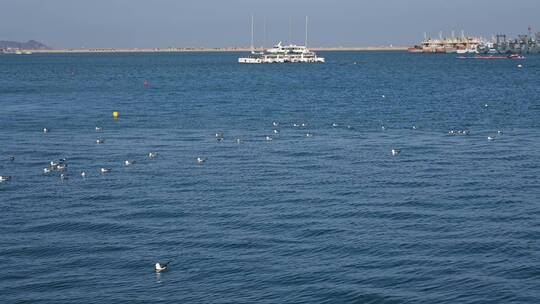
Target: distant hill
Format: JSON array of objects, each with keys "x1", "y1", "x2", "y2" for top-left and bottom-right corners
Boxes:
[{"x1": 0, "y1": 40, "x2": 50, "y2": 50}]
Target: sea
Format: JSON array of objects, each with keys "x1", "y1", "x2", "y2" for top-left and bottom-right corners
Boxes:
[{"x1": 1, "y1": 52, "x2": 539, "y2": 303}]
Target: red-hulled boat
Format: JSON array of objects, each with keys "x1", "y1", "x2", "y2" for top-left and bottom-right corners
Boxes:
[{"x1": 457, "y1": 54, "x2": 526, "y2": 60}]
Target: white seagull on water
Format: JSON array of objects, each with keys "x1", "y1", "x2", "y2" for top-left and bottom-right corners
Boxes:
[
  {"x1": 100, "y1": 168, "x2": 112, "y2": 173},
  {"x1": 215, "y1": 133, "x2": 224, "y2": 141},
  {"x1": 50, "y1": 160, "x2": 62, "y2": 167},
  {"x1": 155, "y1": 262, "x2": 169, "y2": 273}
]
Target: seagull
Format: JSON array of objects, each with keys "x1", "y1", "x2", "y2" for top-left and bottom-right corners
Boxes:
[
  {"x1": 43, "y1": 167, "x2": 52, "y2": 174},
  {"x1": 95, "y1": 126, "x2": 103, "y2": 132},
  {"x1": 215, "y1": 132, "x2": 224, "y2": 139},
  {"x1": 381, "y1": 126, "x2": 386, "y2": 131},
  {"x1": 488, "y1": 136, "x2": 495, "y2": 141},
  {"x1": 81, "y1": 171, "x2": 87, "y2": 178},
  {"x1": 484, "y1": 104, "x2": 489, "y2": 108},
  {"x1": 497, "y1": 130, "x2": 503, "y2": 135},
  {"x1": 100, "y1": 168, "x2": 112, "y2": 173},
  {"x1": 391, "y1": 149, "x2": 401, "y2": 156},
  {"x1": 9, "y1": 156, "x2": 15, "y2": 162},
  {"x1": 96, "y1": 139, "x2": 105, "y2": 144},
  {"x1": 347, "y1": 125, "x2": 353, "y2": 129},
  {"x1": 265, "y1": 136, "x2": 273, "y2": 141},
  {"x1": 382, "y1": 95, "x2": 386, "y2": 98},
  {"x1": 124, "y1": 160, "x2": 136, "y2": 166},
  {"x1": 273, "y1": 129, "x2": 279, "y2": 134},
  {"x1": 43, "y1": 128, "x2": 49, "y2": 133},
  {"x1": 412, "y1": 126, "x2": 417, "y2": 130},
  {"x1": 155, "y1": 262, "x2": 169, "y2": 273},
  {"x1": 235, "y1": 138, "x2": 243, "y2": 144},
  {"x1": 332, "y1": 123, "x2": 339, "y2": 127},
  {"x1": 272, "y1": 121, "x2": 279, "y2": 127},
  {"x1": 0, "y1": 176, "x2": 12, "y2": 183},
  {"x1": 293, "y1": 123, "x2": 300, "y2": 127},
  {"x1": 49, "y1": 159, "x2": 67, "y2": 171},
  {"x1": 196, "y1": 157, "x2": 206, "y2": 164},
  {"x1": 305, "y1": 133, "x2": 314, "y2": 137},
  {"x1": 60, "y1": 173, "x2": 68, "y2": 180},
  {"x1": 301, "y1": 123, "x2": 307, "y2": 127},
  {"x1": 148, "y1": 152, "x2": 158, "y2": 159},
  {"x1": 518, "y1": 64, "x2": 523, "y2": 68}
]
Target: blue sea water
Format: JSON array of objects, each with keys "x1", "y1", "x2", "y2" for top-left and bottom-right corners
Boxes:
[{"x1": 0, "y1": 52, "x2": 539, "y2": 303}]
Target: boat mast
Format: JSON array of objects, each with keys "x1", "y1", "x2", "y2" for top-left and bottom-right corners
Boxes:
[
  {"x1": 263, "y1": 16, "x2": 267, "y2": 49},
  {"x1": 251, "y1": 15, "x2": 255, "y2": 54},
  {"x1": 289, "y1": 16, "x2": 292, "y2": 45},
  {"x1": 305, "y1": 16, "x2": 308, "y2": 47}
]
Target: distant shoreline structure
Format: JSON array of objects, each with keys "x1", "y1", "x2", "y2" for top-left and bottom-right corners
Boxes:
[{"x1": 4, "y1": 46, "x2": 408, "y2": 54}]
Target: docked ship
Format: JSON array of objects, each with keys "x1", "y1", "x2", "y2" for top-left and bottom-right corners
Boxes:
[
  {"x1": 408, "y1": 34, "x2": 483, "y2": 54},
  {"x1": 487, "y1": 29, "x2": 540, "y2": 54},
  {"x1": 238, "y1": 42, "x2": 325, "y2": 64},
  {"x1": 409, "y1": 28, "x2": 540, "y2": 54},
  {"x1": 238, "y1": 16, "x2": 325, "y2": 64}
]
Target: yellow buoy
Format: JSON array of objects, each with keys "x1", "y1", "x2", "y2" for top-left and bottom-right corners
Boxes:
[{"x1": 113, "y1": 111, "x2": 120, "y2": 119}]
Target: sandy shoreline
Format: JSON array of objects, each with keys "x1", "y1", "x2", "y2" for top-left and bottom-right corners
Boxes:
[{"x1": 21, "y1": 46, "x2": 408, "y2": 54}]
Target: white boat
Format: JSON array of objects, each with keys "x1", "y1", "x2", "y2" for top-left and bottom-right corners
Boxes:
[
  {"x1": 456, "y1": 46, "x2": 478, "y2": 54},
  {"x1": 239, "y1": 42, "x2": 325, "y2": 64},
  {"x1": 239, "y1": 16, "x2": 325, "y2": 64}
]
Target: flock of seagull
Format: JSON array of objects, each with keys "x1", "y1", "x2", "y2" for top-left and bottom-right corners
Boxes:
[
  {"x1": 0, "y1": 114, "x2": 503, "y2": 187},
  {"x1": 46, "y1": 127, "x2": 156, "y2": 180},
  {"x1": 0, "y1": 126, "x2": 163, "y2": 183}
]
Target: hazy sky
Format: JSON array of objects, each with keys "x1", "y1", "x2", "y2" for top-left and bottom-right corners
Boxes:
[{"x1": 1, "y1": 0, "x2": 538, "y2": 48}]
